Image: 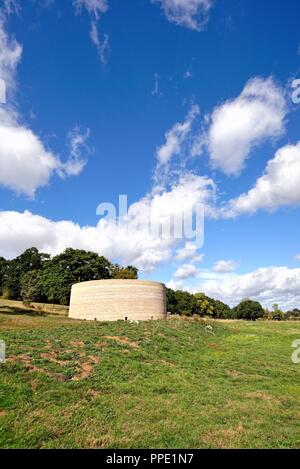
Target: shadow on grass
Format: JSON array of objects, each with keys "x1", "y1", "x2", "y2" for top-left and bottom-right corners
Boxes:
[{"x1": 0, "y1": 305, "x2": 48, "y2": 317}]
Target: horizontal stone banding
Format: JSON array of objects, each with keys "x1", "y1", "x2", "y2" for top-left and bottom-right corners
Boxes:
[{"x1": 69, "y1": 280, "x2": 167, "y2": 322}]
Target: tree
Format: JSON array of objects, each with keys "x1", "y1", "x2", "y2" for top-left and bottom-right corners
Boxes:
[
  {"x1": 27, "y1": 248, "x2": 113, "y2": 305},
  {"x1": 166, "y1": 288, "x2": 178, "y2": 314},
  {"x1": 3, "y1": 248, "x2": 50, "y2": 300},
  {"x1": 233, "y1": 299, "x2": 264, "y2": 321},
  {"x1": 286, "y1": 309, "x2": 300, "y2": 320},
  {"x1": 50, "y1": 248, "x2": 112, "y2": 283},
  {"x1": 210, "y1": 298, "x2": 232, "y2": 319},
  {"x1": 194, "y1": 293, "x2": 214, "y2": 317},
  {"x1": 0, "y1": 257, "x2": 7, "y2": 296},
  {"x1": 21, "y1": 270, "x2": 45, "y2": 304},
  {"x1": 112, "y1": 265, "x2": 138, "y2": 279},
  {"x1": 194, "y1": 293, "x2": 231, "y2": 318},
  {"x1": 174, "y1": 290, "x2": 199, "y2": 316},
  {"x1": 270, "y1": 304, "x2": 285, "y2": 321}
]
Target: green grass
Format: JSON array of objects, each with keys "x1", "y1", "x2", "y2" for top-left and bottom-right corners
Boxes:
[
  {"x1": 0, "y1": 298, "x2": 69, "y2": 317},
  {"x1": 0, "y1": 311, "x2": 299, "y2": 448}
]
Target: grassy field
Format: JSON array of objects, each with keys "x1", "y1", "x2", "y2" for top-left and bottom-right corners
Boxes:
[
  {"x1": 0, "y1": 303, "x2": 299, "y2": 448},
  {"x1": 0, "y1": 298, "x2": 69, "y2": 317}
]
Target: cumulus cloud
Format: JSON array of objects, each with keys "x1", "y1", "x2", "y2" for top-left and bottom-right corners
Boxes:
[
  {"x1": 73, "y1": 0, "x2": 109, "y2": 64},
  {"x1": 0, "y1": 13, "x2": 90, "y2": 196},
  {"x1": 152, "y1": 0, "x2": 214, "y2": 31},
  {"x1": 166, "y1": 278, "x2": 183, "y2": 290},
  {"x1": 175, "y1": 241, "x2": 204, "y2": 263},
  {"x1": 208, "y1": 77, "x2": 287, "y2": 176},
  {"x1": 221, "y1": 142, "x2": 300, "y2": 217},
  {"x1": 0, "y1": 173, "x2": 215, "y2": 269},
  {"x1": 174, "y1": 263, "x2": 198, "y2": 280},
  {"x1": 295, "y1": 254, "x2": 300, "y2": 262},
  {"x1": 200, "y1": 266, "x2": 300, "y2": 310},
  {"x1": 0, "y1": 122, "x2": 61, "y2": 196},
  {"x1": 213, "y1": 259, "x2": 238, "y2": 273}
]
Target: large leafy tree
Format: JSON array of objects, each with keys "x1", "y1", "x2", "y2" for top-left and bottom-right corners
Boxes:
[
  {"x1": 19, "y1": 248, "x2": 140, "y2": 305},
  {"x1": 194, "y1": 293, "x2": 214, "y2": 317},
  {"x1": 233, "y1": 299, "x2": 264, "y2": 321},
  {"x1": 49, "y1": 248, "x2": 112, "y2": 283},
  {"x1": 21, "y1": 249, "x2": 113, "y2": 305},
  {"x1": 167, "y1": 288, "x2": 198, "y2": 316},
  {"x1": 3, "y1": 248, "x2": 50, "y2": 299}
]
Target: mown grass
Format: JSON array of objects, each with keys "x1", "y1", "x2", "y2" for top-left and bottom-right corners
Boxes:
[{"x1": 0, "y1": 310, "x2": 299, "y2": 449}]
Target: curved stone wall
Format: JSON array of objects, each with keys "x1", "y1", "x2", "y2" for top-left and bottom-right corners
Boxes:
[{"x1": 69, "y1": 279, "x2": 167, "y2": 322}]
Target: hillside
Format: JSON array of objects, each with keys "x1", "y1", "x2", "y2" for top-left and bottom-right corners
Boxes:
[{"x1": 0, "y1": 309, "x2": 299, "y2": 448}]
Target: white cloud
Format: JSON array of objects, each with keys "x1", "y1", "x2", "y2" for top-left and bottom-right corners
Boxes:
[
  {"x1": 151, "y1": 73, "x2": 163, "y2": 97},
  {"x1": 222, "y1": 142, "x2": 300, "y2": 217},
  {"x1": 73, "y1": 0, "x2": 108, "y2": 19},
  {"x1": 0, "y1": 15, "x2": 90, "y2": 196},
  {"x1": 175, "y1": 241, "x2": 204, "y2": 263},
  {"x1": 200, "y1": 266, "x2": 300, "y2": 310},
  {"x1": 90, "y1": 21, "x2": 109, "y2": 65},
  {"x1": 73, "y1": 0, "x2": 109, "y2": 64},
  {"x1": 208, "y1": 77, "x2": 287, "y2": 176},
  {"x1": 156, "y1": 104, "x2": 200, "y2": 166},
  {"x1": 0, "y1": 12, "x2": 22, "y2": 95},
  {"x1": 174, "y1": 263, "x2": 198, "y2": 280},
  {"x1": 213, "y1": 259, "x2": 238, "y2": 273},
  {"x1": 152, "y1": 0, "x2": 213, "y2": 31},
  {"x1": 295, "y1": 254, "x2": 300, "y2": 262},
  {"x1": 0, "y1": 122, "x2": 61, "y2": 196},
  {"x1": 64, "y1": 126, "x2": 91, "y2": 177},
  {"x1": 0, "y1": 173, "x2": 215, "y2": 270},
  {"x1": 166, "y1": 279, "x2": 183, "y2": 290},
  {"x1": 2, "y1": 0, "x2": 19, "y2": 17}
]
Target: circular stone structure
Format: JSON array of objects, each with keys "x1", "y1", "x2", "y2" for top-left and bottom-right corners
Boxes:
[{"x1": 69, "y1": 279, "x2": 167, "y2": 322}]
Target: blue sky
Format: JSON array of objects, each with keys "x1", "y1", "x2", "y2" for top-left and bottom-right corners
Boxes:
[{"x1": 1, "y1": 0, "x2": 300, "y2": 308}]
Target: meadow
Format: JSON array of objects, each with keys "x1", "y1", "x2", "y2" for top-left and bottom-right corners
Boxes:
[{"x1": 0, "y1": 299, "x2": 299, "y2": 449}]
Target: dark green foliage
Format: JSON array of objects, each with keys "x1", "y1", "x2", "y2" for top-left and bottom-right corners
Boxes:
[
  {"x1": 167, "y1": 288, "x2": 198, "y2": 316},
  {"x1": 209, "y1": 298, "x2": 232, "y2": 319},
  {"x1": 0, "y1": 257, "x2": 8, "y2": 296},
  {"x1": 233, "y1": 299, "x2": 265, "y2": 321},
  {"x1": 0, "y1": 247, "x2": 139, "y2": 305},
  {"x1": 167, "y1": 288, "x2": 231, "y2": 318},
  {"x1": 166, "y1": 288, "x2": 178, "y2": 314},
  {"x1": 172, "y1": 290, "x2": 199, "y2": 316},
  {"x1": 2, "y1": 248, "x2": 50, "y2": 300},
  {"x1": 286, "y1": 309, "x2": 300, "y2": 320}
]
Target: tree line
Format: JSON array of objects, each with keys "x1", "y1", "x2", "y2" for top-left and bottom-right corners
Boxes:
[
  {"x1": 0, "y1": 247, "x2": 138, "y2": 305},
  {"x1": 0, "y1": 247, "x2": 299, "y2": 320},
  {"x1": 166, "y1": 288, "x2": 300, "y2": 321}
]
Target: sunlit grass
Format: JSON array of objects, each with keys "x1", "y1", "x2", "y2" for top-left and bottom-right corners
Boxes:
[{"x1": 0, "y1": 311, "x2": 299, "y2": 448}]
